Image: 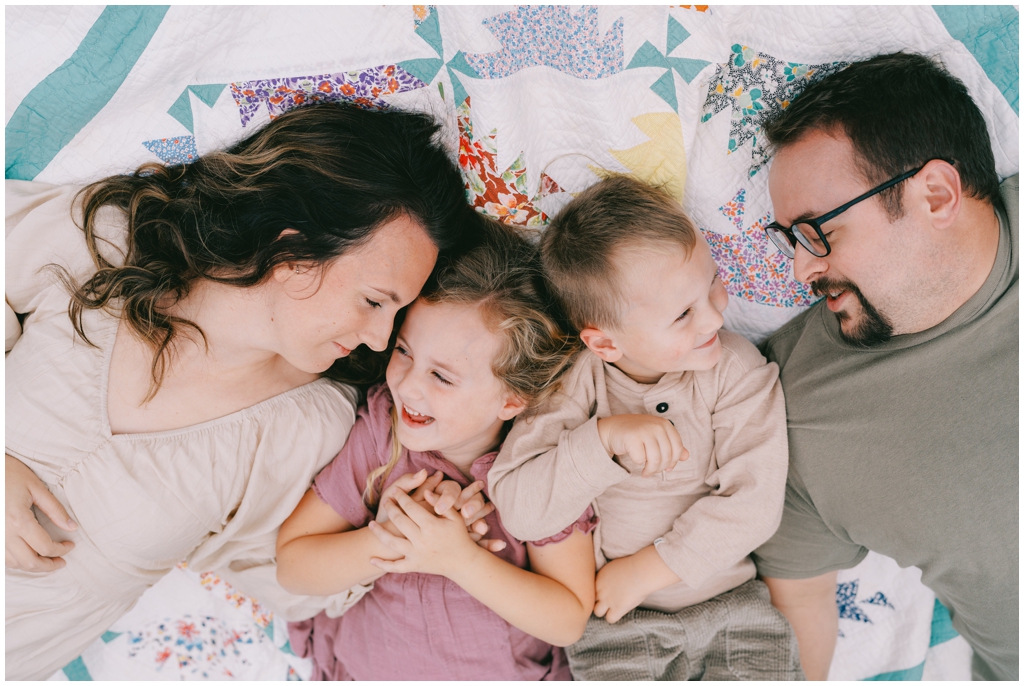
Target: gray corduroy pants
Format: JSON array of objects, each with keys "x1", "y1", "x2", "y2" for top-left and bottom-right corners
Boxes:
[{"x1": 566, "y1": 579, "x2": 805, "y2": 681}]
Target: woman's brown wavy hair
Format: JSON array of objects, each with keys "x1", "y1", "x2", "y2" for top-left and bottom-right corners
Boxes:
[{"x1": 61, "y1": 101, "x2": 474, "y2": 398}]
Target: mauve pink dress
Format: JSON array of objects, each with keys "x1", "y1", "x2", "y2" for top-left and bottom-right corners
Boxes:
[{"x1": 287, "y1": 385, "x2": 596, "y2": 681}]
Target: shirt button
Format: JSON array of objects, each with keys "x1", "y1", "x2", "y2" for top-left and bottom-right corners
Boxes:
[{"x1": 656, "y1": 402, "x2": 669, "y2": 413}]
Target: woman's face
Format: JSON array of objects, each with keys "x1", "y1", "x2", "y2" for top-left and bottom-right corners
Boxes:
[{"x1": 270, "y1": 214, "x2": 438, "y2": 374}]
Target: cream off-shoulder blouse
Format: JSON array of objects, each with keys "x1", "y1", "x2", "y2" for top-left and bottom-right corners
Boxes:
[{"x1": 5, "y1": 181, "x2": 366, "y2": 679}]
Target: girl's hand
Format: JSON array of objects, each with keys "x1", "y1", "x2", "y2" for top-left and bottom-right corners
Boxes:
[
  {"x1": 368, "y1": 490, "x2": 480, "y2": 577},
  {"x1": 6, "y1": 454, "x2": 77, "y2": 572},
  {"x1": 379, "y1": 470, "x2": 506, "y2": 553}
]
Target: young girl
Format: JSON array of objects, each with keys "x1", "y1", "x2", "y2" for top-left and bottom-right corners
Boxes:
[{"x1": 277, "y1": 221, "x2": 596, "y2": 680}]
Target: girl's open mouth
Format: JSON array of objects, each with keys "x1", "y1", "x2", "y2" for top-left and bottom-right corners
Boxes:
[{"x1": 401, "y1": 404, "x2": 435, "y2": 428}]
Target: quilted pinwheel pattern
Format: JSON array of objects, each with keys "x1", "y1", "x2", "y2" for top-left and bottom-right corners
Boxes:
[
  {"x1": 701, "y1": 45, "x2": 847, "y2": 176},
  {"x1": 230, "y1": 65, "x2": 426, "y2": 127},
  {"x1": 836, "y1": 580, "x2": 874, "y2": 624},
  {"x1": 457, "y1": 99, "x2": 561, "y2": 226},
  {"x1": 462, "y1": 6, "x2": 624, "y2": 79},
  {"x1": 702, "y1": 188, "x2": 818, "y2": 308}
]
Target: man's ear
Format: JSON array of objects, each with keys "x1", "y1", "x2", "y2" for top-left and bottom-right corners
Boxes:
[
  {"x1": 917, "y1": 159, "x2": 961, "y2": 230},
  {"x1": 497, "y1": 394, "x2": 528, "y2": 421},
  {"x1": 579, "y1": 327, "x2": 623, "y2": 363}
]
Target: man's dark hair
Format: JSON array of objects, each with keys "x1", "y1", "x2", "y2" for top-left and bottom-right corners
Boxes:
[{"x1": 763, "y1": 52, "x2": 1000, "y2": 217}]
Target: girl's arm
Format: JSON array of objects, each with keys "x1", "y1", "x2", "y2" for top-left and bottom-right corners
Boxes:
[
  {"x1": 370, "y1": 490, "x2": 595, "y2": 647},
  {"x1": 276, "y1": 470, "x2": 498, "y2": 596},
  {"x1": 276, "y1": 487, "x2": 399, "y2": 596}
]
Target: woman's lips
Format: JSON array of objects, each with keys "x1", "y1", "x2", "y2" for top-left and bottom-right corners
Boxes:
[
  {"x1": 333, "y1": 342, "x2": 352, "y2": 357},
  {"x1": 401, "y1": 404, "x2": 435, "y2": 428}
]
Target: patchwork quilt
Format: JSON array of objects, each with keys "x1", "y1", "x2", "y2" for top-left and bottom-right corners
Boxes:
[{"x1": 7, "y1": 4, "x2": 1017, "y2": 681}]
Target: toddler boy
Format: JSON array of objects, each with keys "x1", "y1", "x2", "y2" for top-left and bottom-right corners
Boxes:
[{"x1": 489, "y1": 176, "x2": 802, "y2": 680}]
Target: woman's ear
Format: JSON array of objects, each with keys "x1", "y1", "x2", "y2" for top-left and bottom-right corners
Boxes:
[
  {"x1": 579, "y1": 327, "x2": 623, "y2": 363},
  {"x1": 497, "y1": 394, "x2": 529, "y2": 421},
  {"x1": 273, "y1": 229, "x2": 302, "y2": 283}
]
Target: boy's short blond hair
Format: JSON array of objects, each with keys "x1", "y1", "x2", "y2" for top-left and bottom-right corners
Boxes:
[{"x1": 540, "y1": 175, "x2": 698, "y2": 332}]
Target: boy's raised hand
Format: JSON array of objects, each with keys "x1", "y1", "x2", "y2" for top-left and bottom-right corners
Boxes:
[{"x1": 596, "y1": 415, "x2": 689, "y2": 477}]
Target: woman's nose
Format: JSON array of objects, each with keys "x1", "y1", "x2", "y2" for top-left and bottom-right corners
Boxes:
[{"x1": 361, "y1": 316, "x2": 393, "y2": 352}]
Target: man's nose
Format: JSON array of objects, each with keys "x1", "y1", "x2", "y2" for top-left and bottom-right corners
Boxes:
[{"x1": 792, "y1": 244, "x2": 828, "y2": 285}]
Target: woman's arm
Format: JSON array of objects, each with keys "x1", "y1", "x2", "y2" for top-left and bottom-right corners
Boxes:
[
  {"x1": 5, "y1": 454, "x2": 77, "y2": 571},
  {"x1": 370, "y1": 490, "x2": 596, "y2": 647}
]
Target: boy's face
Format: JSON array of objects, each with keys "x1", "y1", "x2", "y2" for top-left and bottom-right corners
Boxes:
[{"x1": 581, "y1": 235, "x2": 728, "y2": 384}]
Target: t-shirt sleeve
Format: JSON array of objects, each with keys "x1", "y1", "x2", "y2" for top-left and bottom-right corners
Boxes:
[
  {"x1": 312, "y1": 386, "x2": 392, "y2": 529},
  {"x1": 752, "y1": 464, "x2": 869, "y2": 579}
]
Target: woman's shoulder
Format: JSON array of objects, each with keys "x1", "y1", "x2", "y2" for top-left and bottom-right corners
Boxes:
[{"x1": 6, "y1": 181, "x2": 126, "y2": 318}]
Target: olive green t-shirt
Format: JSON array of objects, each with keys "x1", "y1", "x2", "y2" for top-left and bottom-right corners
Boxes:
[{"x1": 752, "y1": 175, "x2": 1018, "y2": 681}]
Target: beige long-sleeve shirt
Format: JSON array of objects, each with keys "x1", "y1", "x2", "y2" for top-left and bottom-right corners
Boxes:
[{"x1": 489, "y1": 330, "x2": 788, "y2": 611}]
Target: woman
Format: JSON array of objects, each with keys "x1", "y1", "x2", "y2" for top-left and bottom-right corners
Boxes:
[{"x1": 4, "y1": 102, "x2": 476, "y2": 679}]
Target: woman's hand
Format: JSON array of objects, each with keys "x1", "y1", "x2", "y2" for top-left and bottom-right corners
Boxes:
[
  {"x1": 367, "y1": 490, "x2": 480, "y2": 577},
  {"x1": 6, "y1": 455, "x2": 77, "y2": 572}
]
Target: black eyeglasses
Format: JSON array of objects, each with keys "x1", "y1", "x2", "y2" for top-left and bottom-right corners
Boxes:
[{"x1": 764, "y1": 159, "x2": 955, "y2": 258}]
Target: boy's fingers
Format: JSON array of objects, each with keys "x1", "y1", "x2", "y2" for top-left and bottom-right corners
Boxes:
[
  {"x1": 29, "y1": 485, "x2": 77, "y2": 532},
  {"x1": 667, "y1": 429, "x2": 686, "y2": 463},
  {"x1": 593, "y1": 600, "x2": 608, "y2": 618},
  {"x1": 423, "y1": 490, "x2": 440, "y2": 506},
  {"x1": 654, "y1": 434, "x2": 672, "y2": 472}
]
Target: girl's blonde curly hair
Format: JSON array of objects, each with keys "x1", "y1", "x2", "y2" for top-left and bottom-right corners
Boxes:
[{"x1": 363, "y1": 216, "x2": 581, "y2": 506}]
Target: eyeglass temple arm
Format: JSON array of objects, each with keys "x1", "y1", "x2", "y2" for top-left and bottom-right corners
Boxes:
[{"x1": 814, "y1": 158, "x2": 955, "y2": 225}]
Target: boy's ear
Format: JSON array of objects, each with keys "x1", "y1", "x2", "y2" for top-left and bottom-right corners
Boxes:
[
  {"x1": 498, "y1": 394, "x2": 528, "y2": 421},
  {"x1": 579, "y1": 327, "x2": 623, "y2": 363}
]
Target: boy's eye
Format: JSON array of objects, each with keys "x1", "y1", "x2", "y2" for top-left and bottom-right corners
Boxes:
[
  {"x1": 395, "y1": 344, "x2": 409, "y2": 356},
  {"x1": 432, "y1": 371, "x2": 453, "y2": 386},
  {"x1": 366, "y1": 298, "x2": 382, "y2": 309},
  {"x1": 676, "y1": 308, "x2": 692, "y2": 322}
]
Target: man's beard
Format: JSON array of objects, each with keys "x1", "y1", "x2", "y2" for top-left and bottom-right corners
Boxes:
[{"x1": 811, "y1": 278, "x2": 894, "y2": 347}]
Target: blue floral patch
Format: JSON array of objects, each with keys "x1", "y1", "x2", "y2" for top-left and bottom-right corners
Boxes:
[{"x1": 142, "y1": 136, "x2": 198, "y2": 166}]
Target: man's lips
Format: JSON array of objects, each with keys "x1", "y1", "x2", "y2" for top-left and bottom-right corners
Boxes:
[
  {"x1": 400, "y1": 404, "x2": 435, "y2": 428},
  {"x1": 824, "y1": 289, "x2": 851, "y2": 313}
]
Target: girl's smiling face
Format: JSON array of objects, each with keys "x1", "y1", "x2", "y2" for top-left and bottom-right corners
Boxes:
[{"x1": 385, "y1": 299, "x2": 526, "y2": 471}]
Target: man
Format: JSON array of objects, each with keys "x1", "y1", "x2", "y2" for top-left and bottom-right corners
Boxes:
[{"x1": 751, "y1": 52, "x2": 1018, "y2": 680}]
